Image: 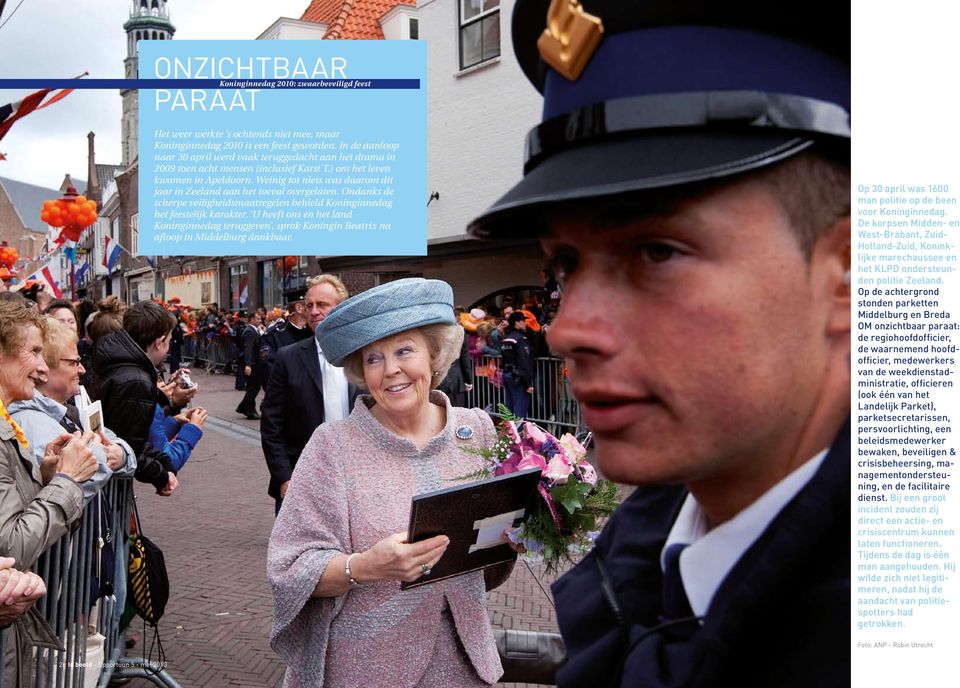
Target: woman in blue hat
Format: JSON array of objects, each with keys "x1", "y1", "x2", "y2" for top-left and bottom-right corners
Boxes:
[{"x1": 267, "y1": 278, "x2": 505, "y2": 688}]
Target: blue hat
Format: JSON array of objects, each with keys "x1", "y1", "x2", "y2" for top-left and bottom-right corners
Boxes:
[
  {"x1": 315, "y1": 278, "x2": 456, "y2": 366},
  {"x1": 468, "y1": 0, "x2": 850, "y2": 238}
]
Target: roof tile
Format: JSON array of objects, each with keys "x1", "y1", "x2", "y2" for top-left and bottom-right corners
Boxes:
[{"x1": 300, "y1": 0, "x2": 415, "y2": 40}]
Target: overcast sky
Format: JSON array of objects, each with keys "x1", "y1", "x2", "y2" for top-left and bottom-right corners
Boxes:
[{"x1": 0, "y1": 0, "x2": 313, "y2": 189}]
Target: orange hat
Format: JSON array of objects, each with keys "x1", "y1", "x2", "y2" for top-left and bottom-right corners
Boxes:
[
  {"x1": 519, "y1": 309, "x2": 541, "y2": 332},
  {"x1": 459, "y1": 308, "x2": 486, "y2": 333}
]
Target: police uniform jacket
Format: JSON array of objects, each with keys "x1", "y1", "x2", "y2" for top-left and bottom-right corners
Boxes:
[
  {"x1": 552, "y1": 422, "x2": 850, "y2": 687},
  {"x1": 241, "y1": 323, "x2": 262, "y2": 368},
  {"x1": 501, "y1": 329, "x2": 535, "y2": 388}
]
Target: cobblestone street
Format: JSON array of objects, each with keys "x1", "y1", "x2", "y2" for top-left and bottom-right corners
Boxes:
[{"x1": 129, "y1": 368, "x2": 561, "y2": 687}]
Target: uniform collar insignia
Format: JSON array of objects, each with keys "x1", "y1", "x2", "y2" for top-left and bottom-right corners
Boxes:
[{"x1": 537, "y1": 0, "x2": 604, "y2": 82}]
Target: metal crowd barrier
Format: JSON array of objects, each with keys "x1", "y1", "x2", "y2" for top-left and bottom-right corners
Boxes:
[
  {"x1": 466, "y1": 355, "x2": 586, "y2": 437},
  {"x1": 0, "y1": 478, "x2": 179, "y2": 688},
  {"x1": 179, "y1": 336, "x2": 197, "y2": 366},
  {"x1": 189, "y1": 334, "x2": 237, "y2": 372}
]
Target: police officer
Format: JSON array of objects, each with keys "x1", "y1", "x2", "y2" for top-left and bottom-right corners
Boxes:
[
  {"x1": 469, "y1": 1, "x2": 851, "y2": 686},
  {"x1": 235, "y1": 310, "x2": 264, "y2": 419},
  {"x1": 500, "y1": 311, "x2": 535, "y2": 418},
  {"x1": 260, "y1": 287, "x2": 314, "y2": 370}
]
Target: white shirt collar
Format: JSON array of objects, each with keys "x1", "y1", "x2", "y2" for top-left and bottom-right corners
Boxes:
[
  {"x1": 315, "y1": 338, "x2": 350, "y2": 422},
  {"x1": 663, "y1": 448, "x2": 829, "y2": 618}
]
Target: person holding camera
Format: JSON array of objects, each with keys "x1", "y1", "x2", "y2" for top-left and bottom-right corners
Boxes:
[{"x1": 91, "y1": 301, "x2": 180, "y2": 496}]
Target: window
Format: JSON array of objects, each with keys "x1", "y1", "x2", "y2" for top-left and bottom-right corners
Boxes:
[
  {"x1": 459, "y1": 0, "x2": 500, "y2": 70},
  {"x1": 274, "y1": 256, "x2": 308, "y2": 294},
  {"x1": 261, "y1": 259, "x2": 283, "y2": 309},
  {"x1": 229, "y1": 264, "x2": 249, "y2": 310},
  {"x1": 409, "y1": 17, "x2": 419, "y2": 40},
  {"x1": 130, "y1": 213, "x2": 138, "y2": 255}
]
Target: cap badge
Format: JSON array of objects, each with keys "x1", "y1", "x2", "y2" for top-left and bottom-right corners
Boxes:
[
  {"x1": 537, "y1": 0, "x2": 604, "y2": 82},
  {"x1": 455, "y1": 425, "x2": 474, "y2": 440}
]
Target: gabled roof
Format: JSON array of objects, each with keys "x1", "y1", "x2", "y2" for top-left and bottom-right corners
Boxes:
[
  {"x1": 94, "y1": 164, "x2": 122, "y2": 191},
  {"x1": 0, "y1": 176, "x2": 81, "y2": 235},
  {"x1": 301, "y1": 0, "x2": 414, "y2": 39}
]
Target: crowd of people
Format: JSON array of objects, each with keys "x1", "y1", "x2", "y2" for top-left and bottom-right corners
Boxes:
[
  {"x1": 0, "y1": 289, "x2": 210, "y2": 685},
  {"x1": 446, "y1": 286, "x2": 563, "y2": 420}
]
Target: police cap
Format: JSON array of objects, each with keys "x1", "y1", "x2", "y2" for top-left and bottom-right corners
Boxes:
[
  {"x1": 283, "y1": 286, "x2": 307, "y2": 306},
  {"x1": 468, "y1": 0, "x2": 850, "y2": 238}
]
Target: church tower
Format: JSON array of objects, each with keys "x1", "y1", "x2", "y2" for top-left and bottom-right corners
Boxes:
[{"x1": 121, "y1": 0, "x2": 175, "y2": 167}]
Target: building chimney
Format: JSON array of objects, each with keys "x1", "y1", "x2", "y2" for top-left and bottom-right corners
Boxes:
[{"x1": 87, "y1": 131, "x2": 101, "y2": 206}]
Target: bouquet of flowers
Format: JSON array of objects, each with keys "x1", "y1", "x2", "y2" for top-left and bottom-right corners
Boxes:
[{"x1": 465, "y1": 407, "x2": 620, "y2": 574}]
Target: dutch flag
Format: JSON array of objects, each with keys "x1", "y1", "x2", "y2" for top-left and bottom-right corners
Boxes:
[
  {"x1": 35, "y1": 266, "x2": 63, "y2": 299},
  {"x1": 103, "y1": 236, "x2": 122, "y2": 272}
]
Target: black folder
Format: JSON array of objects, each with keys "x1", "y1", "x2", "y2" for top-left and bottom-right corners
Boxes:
[{"x1": 400, "y1": 467, "x2": 542, "y2": 590}]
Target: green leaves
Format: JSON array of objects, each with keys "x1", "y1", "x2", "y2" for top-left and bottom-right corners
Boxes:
[
  {"x1": 496, "y1": 403, "x2": 519, "y2": 421},
  {"x1": 550, "y1": 481, "x2": 592, "y2": 515}
]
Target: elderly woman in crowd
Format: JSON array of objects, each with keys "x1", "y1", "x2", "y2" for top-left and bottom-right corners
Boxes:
[
  {"x1": 10, "y1": 318, "x2": 136, "y2": 507},
  {"x1": 43, "y1": 299, "x2": 79, "y2": 332},
  {"x1": 0, "y1": 301, "x2": 97, "y2": 685},
  {"x1": 269, "y1": 279, "x2": 505, "y2": 688}
]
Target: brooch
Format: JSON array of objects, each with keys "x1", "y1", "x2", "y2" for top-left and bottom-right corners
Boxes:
[{"x1": 455, "y1": 425, "x2": 474, "y2": 440}]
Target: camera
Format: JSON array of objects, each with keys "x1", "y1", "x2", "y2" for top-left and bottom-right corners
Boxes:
[{"x1": 177, "y1": 368, "x2": 196, "y2": 389}]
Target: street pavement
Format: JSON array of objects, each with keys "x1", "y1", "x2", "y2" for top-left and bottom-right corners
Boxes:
[{"x1": 128, "y1": 367, "x2": 562, "y2": 687}]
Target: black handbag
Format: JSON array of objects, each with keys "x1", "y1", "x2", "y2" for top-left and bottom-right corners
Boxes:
[
  {"x1": 496, "y1": 628, "x2": 567, "y2": 685},
  {"x1": 127, "y1": 497, "x2": 169, "y2": 626}
]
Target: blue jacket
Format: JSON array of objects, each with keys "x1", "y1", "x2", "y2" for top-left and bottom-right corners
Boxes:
[
  {"x1": 483, "y1": 329, "x2": 502, "y2": 357},
  {"x1": 552, "y1": 422, "x2": 850, "y2": 688},
  {"x1": 148, "y1": 404, "x2": 202, "y2": 472}
]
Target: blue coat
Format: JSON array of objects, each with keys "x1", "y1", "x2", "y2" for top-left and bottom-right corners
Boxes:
[
  {"x1": 552, "y1": 422, "x2": 850, "y2": 688},
  {"x1": 148, "y1": 404, "x2": 202, "y2": 472}
]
